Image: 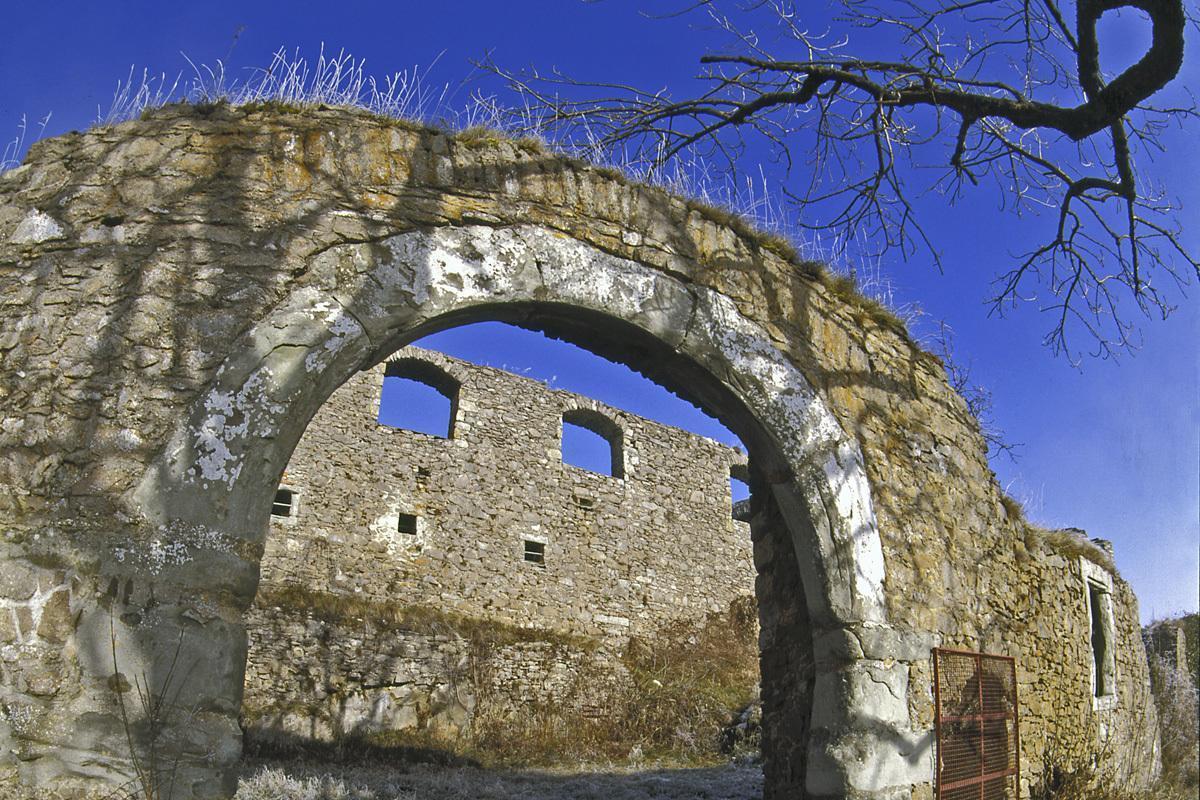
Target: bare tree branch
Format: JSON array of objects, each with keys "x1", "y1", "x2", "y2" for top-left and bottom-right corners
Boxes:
[{"x1": 485, "y1": 0, "x2": 1197, "y2": 360}]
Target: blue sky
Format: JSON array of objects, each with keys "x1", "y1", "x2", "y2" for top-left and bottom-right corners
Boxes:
[{"x1": 3, "y1": 1, "x2": 1196, "y2": 621}]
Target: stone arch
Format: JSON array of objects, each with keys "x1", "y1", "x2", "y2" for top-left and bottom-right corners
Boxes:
[
  {"x1": 0, "y1": 108, "x2": 1166, "y2": 800},
  {"x1": 561, "y1": 406, "x2": 625, "y2": 478},
  {"x1": 124, "y1": 223, "x2": 911, "y2": 797}
]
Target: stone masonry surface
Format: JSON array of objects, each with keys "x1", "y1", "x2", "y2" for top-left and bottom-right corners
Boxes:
[
  {"x1": 0, "y1": 104, "x2": 1161, "y2": 799},
  {"x1": 243, "y1": 346, "x2": 754, "y2": 737}
]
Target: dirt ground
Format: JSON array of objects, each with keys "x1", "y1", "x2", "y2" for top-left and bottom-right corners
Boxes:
[{"x1": 236, "y1": 757, "x2": 764, "y2": 800}]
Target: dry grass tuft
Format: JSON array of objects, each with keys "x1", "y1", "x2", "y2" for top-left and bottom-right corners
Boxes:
[
  {"x1": 453, "y1": 126, "x2": 546, "y2": 155},
  {"x1": 255, "y1": 583, "x2": 594, "y2": 651},
  {"x1": 1000, "y1": 494, "x2": 1027, "y2": 524},
  {"x1": 1149, "y1": 653, "x2": 1199, "y2": 791},
  {"x1": 1024, "y1": 527, "x2": 1117, "y2": 574},
  {"x1": 235, "y1": 759, "x2": 763, "y2": 800}
]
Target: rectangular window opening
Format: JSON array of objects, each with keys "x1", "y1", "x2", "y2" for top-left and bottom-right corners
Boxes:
[
  {"x1": 523, "y1": 539, "x2": 545, "y2": 566},
  {"x1": 271, "y1": 488, "x2": 293, "y2": 518},
  {"x1": 1088, "y1": 582, "x2": 1114, "y2": 698},
  {"x1": 397, "y1": 513, "x2": 418, "y2": 535}
]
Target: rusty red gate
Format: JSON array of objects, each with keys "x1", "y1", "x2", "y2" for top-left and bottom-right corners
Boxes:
[{"x1": 934, "y1": 648, "x2": 1020, "y2": 800}]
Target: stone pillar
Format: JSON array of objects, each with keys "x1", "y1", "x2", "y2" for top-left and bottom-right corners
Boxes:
[{"x1": 752, "y1": 485, "x2": 814, "y2": 798}]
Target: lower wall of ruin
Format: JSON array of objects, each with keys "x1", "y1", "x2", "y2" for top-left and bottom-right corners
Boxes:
[
  {"x1": 241, "y1": 584, "x2": 760, "y2": 762},
  {"x1": 242, "y1": 589, "x2": 610, "y2": 743},
  {"x1": 1009, "y1": 543, "x2": 1159, "y2": 797}
]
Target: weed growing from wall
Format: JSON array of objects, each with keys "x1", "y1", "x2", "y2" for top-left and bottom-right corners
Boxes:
[{"x1": 107, "y1": 617, "x2": 198, "y2": 800}]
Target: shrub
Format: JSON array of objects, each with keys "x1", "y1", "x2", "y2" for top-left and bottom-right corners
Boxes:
[{"x1": 1149, "y1": 653, "x2": 1199, "y2": 791}]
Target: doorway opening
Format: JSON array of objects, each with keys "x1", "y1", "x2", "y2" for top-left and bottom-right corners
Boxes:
[{"x1": 241, "y1": 320, "x2": 790, "y2": 784}]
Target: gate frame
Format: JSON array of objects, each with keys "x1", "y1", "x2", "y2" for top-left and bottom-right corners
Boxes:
[{"x1": 933, "y1": 647, "x2": 1021, "y2": 800}]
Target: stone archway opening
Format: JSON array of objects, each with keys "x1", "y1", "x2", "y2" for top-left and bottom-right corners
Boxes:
[
  {"x1": 240, "y1": 310, "x2": 811, "y2": 795},
  {"x1": 111, "y1": 222, "x2": 903, "y2": 799}
]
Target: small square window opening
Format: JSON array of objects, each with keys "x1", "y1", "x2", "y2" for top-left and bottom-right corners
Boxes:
[
  {"x1": 523, "y1": 539, "x2": 545, "y2": 566},
  {"x1": 397, "y1": 513, "x2": 418, "y2": 535},
  {"x1": 271, "y1": 489, "x2": 294, "y2": 518}
]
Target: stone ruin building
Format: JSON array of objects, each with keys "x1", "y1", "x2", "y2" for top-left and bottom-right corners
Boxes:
[
  {"x1": 0, "y1": 105, "x2": 1163, "y2": 799},
  {"x1": 244, "y1": 345, "x2": 755, "y2": 739}
]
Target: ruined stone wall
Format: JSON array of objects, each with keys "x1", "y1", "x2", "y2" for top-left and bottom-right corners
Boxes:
[
  {"x1": 242, "y1": 346, "x2": 754, "y2": 736},
  {"x1": 0, "y1": 105, "x2": 1161, "y2": 799}
]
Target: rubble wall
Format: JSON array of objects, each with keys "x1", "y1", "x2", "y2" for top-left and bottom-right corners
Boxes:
[
  {"x1": 0, "y1": 105, "x2": 1159, "y2": 798},
  {"x1": 242, "y1": 346, "x2": 753, "y2": 737}
]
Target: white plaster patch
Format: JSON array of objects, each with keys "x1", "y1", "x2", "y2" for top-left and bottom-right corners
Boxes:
[
  {"x1": 824, "y1": 443, "x2": 888, "y2": 621},
  {"x1": 383, "y1": 228, "x2": 529, "y2": 309},
  {"x1": 191, "y1": 366, "x2": 285, "y2": 484},
  {"x1": 111, "y1": 521, "x2": 235, "y2": 575},
  {"x1": 379, "y1": 226, "x2": 692, "y2": 348},
  {"x1": 696, "y1": 287, "x2": 843, "y2": 449},
  {"x1": 368, "y1": 499, "x2": 425, "y2": 555},
  {"x1": 10, "y1": 210, "x2": 65, "y2": 244},
  {"x1": 302, "y1": 299, "x2": 365, "y2": 374},
  {"x1": 114, "y1": 429, "x2": 144, "y2": 452},
  {"x1": 684, "y1": 287, "x2": 887, "y2": 622}
]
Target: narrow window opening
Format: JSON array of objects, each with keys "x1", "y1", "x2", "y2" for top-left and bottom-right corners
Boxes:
[
  {"x1": 1088, "y1": 582, "x2": 1114, "y2": 697},
  {"x1": 729, "y1": 464, "x2": 751, "y2": 521},
  {"x1": 397, "y1": 513, "x2": 418, "y2": 535},
  {"x1": 271, "y1": 488, "x2": 294, "y2": 518},
  {"x1": 561, "y1": 408, "x2": 624, "y2": 478},
  {"x1": 523, "y1": 539, "x2": 545, "y2": 566}
]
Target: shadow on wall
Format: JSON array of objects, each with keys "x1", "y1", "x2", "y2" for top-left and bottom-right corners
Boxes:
[
  {"x1": 239, "y1": 593, "x2": 762, "y2": 768},
  {"x1": 1, "y1": 103, "x2": 921, "y2": 798}
]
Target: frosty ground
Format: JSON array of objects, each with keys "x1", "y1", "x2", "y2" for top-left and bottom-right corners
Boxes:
[{"x1": 236, "y1": 758, "x2": 763, "y2": 800}]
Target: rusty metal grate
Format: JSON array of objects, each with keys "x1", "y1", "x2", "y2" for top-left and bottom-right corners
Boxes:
[{"x1": 934, "y1": 648, "x2": 1020, "y2": 800}]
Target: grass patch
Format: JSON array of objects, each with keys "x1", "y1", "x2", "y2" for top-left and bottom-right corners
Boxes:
[
  {"x1": 468, "y1": 596, "x2": 760, "y2": 768},
  {"x1": 234, "y1": 758, "x2": 764, "y2": 800},
  {"x1": 255, "y1": 583, "x2": 595, "y2": 651},
  {"x1": 453, "y1": 125, "x2": 546, "y2": 155},
  {"x1": 1024, "y1": 527, "x2": 1117, "y2": 574},
  {"x1": 243, "y1": 725, "x2": 478, "y2": 769}
]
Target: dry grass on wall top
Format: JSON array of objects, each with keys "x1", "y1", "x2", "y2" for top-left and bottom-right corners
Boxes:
[
  {"x1": 120, "y1": 98, "x2": 912, "y2": 343},
  {"x1": 1022, "y1": 526, "x2": 1118, "y2": 575},
  {"x1": 254, "y1": 583, "x2": 596, "y2": 651},
  {"x1": 997, "y1": 494, "x2": 1119, "y2": 575}
]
